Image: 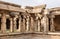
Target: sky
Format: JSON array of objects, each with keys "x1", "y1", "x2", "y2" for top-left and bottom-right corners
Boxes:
[{"x1": 0, "y1": 0, "x2": 60, "y2": 8}]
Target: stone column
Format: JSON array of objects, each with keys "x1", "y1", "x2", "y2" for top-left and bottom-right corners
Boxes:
[
  {"x1": 37, "y1": 19, "x2": 41, "y2": 32},
  {"x1": 22, "y1": 16, "x2": 26, "y2": 32},
  {"x1": 43, "y1": 15, "x2": 49, "y2": 34},
  {"x1": 35, "y1": 20, "x2": 38, "y2": 32},
  {"x1": 13, "y1": 15, "x2": 17, "y2": 32},
  {"x1": 30, "y1": 17, "x2": 34, "y2": 32},
  {"x1": 50, "y1": 15, "x2": 55, "y2": 32},
  {"x1": 26, "y1": 16, "x2": 29, "y2": 32},
  {"x1": 18, "y1": 15, "x2": 21, "y2": 32},
  {"x1": 43, "y1": 9, "x2": 49, "y2": 34},
  {"x1": 35, "y1": 16, "x2": 38, "y2": 32},
  {"x1": 1, "y1": 13, "x2": 6, "y2": 33},
  {"x1": 10, "y1": 18, "x2": 13, "y2": 32}
]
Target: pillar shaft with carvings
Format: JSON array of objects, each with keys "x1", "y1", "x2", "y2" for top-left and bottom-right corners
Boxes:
[
  {"x1": 10, "y1": 18, "x2": 13, "y2": 32},
  {"x1": 43, "y1": 15, "x2": 49, "y2": 34},
  {"x1": 50, "y1": 15, "x2": 55, "y2": 32},
  {"x1": 37, "y1": 19, "x2": 41, "y2": 32},
  {"x1": 13, "y1": 18, "x2": 17, "y2": 32},
  {"x1": 26, "y1": 16, "x2": 30, "y2": 32},
  {"x1": 35, "y1": 19, "x2": 38, "y2": 32},
  {"x1": 18, "y1": 15, "x2": 21, "y2": 32},
  {"x1": 1, "y1": 13, "x2": 6, "y2": 33},
  {"x1": 30, "y1": 17, "x2": 34, "y2": 32},
  {"x1": 43, "y1": 9, "x2": 49, "y2": 34},
  {"x1": 22, "y1": 16, "x2": 26, "y2": 32},
  {"x1": 13, "y1": 15, "x2": 18, "y2": 32}
]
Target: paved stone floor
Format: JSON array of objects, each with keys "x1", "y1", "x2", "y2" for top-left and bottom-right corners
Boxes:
[{"x1": 0, "y1": 34, "x2": 60, "y2": 39}]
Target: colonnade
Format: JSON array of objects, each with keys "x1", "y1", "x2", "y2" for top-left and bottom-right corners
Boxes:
[{"x1": 0, "y1": 10, "x2": 55, "y2": 34}]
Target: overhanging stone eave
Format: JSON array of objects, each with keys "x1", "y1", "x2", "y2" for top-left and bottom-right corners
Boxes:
[
  {"x1": 28, "y1": 12, "x2": 41, "y2": 14},
  {"x1": 48, "y1": 7, "x2": 60, "y2": 12},
  {"x1": 0, "y1": 1, "x2": 26, "y2": 12},
  {"x1": 0, "y1": 1, "x2": 21, "y2": 7},
  {"x1": 0, "y1": 8, "x2": 26, "y2": 13},
  {"x1": 51, "y1": 11, "x2": 60, "y2": 15},
  {"x1": 26, "y1": 9, "x2": 43, "y2": 13}
]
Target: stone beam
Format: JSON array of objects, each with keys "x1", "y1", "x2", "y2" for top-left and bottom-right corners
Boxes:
[
  {"x1": 26, "y1": 4, "x2": 46, "y2": 13},
  {"x1": 51, "y1": 11, "x2": 60, "y2": 15},
  {"x1": 0, "y1": 1, "x2": 25, "y2": 12}
]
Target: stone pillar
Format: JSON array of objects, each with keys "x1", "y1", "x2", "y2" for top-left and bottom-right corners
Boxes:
[
  {"x1": 10, "y1": 18, "x2": 13, "y2": 32},
  {"x1": 22, "y1": 16, "x2": 26, "y2": 32},
  {"x1": 43, "y1": 15, "x2": 49, "y2": 34},
  {"x1": 30, "y1": 17, "x2": 34, "y2": 32},
  {"x1": 13, "y1": 15, "x2": 17, "y2": 32},
  {"x1": 50, "y1": 15, "x2": 55, "y2": 32},
  {"x1": 13, "y1": 18, "x2": 16, "y2": 32},
  {"x1": 18, "y1": 15, "x2": 21, "y2": 32},
  {"x1": 43, "y1": 9, "x2": 49, "y2": 34},
  {"x1": 26, "y1": 16, "x2": 29, "y2": 32},
  {"x1": 1, "y1": 13, "x2": 6, "y2": 33},
  {"x1": 35, "y1": 16, "x2": 38, "y2": 32},
  {"x1": 37, "y1": 19, "x2": 41, "y2": 32}
]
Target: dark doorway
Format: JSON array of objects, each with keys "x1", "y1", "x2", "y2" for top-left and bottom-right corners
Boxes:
[
  {"x1": 6, "y1": 19, "x2": 10, "y2": 30},
  {"x1": 16, "y1": 18, "x2": 19, "y2": 29},
  {"x1": 54, "y1": 15, "x2": 60, "y2": 31},
  {"x1": 49, "y1": 18, "x2": 51, "y2": 31}
]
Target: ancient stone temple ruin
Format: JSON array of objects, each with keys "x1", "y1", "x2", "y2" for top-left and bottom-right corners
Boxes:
[{"x1": 0, "y1": 1, "x2": 60, "y2": 36}]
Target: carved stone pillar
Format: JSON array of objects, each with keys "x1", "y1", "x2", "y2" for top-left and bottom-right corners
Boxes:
[
  {"x1": 13, "y1": 18, "x2": 16, "y2": 32},
  {"x1": 43, "y1": 15, "x2": 49, "y2": 34},
  {"x1": 43, "y1": 9, "x2": 49, "y2": 34},
  {"x1": 22, "y1": 16, "x2": 26, "y2": 32},
  {"x1": 13, "y1": 15, "x2": 17, "y2": 32},
  {"x1": 35, "y1": 16, "x2": 38, "y2": 32},
  {"x1": 18, "y1": 15, "x2": 21, "y2": 32},
  {"x1": 35, "y1": 20, "x2": 38, "y2": 32},
  {"x1": 26, "y1": 16, "x2": 29, "y2": 32},
  {"x1": 50, "y1": 15, "x2": 55, "y2": 32},
  {"x1": 37, "y1": 19, "x2": 41, "y2": 32},
  {"x1": 30, "y1": 17, "x2": 34, "y2": 32},
  {"x1": 1, "y1": 13, "x2": 6, "y2": 33},
  {"x1": 10, "y1": 18, "x2": 13, "y2": 32}
]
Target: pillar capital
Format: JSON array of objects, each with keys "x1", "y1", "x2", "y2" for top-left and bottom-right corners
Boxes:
[
  {"x1": 36, "y1": 16, "x2": 39, "y2": 20},
  {"x1": 10, "y1": 12, "x2": 19, "y2": 18},
  {"x1": 44, "y1": 9, "x2": 49, "y2": 15},
  {"x1": 49, "y1": 14, "x2": 55, "y2": 18},
  {"x1": 23, "y1": 15, "x2": 26, "y2": 19}
]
